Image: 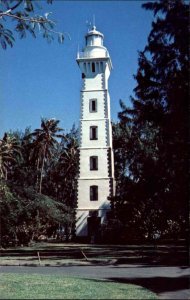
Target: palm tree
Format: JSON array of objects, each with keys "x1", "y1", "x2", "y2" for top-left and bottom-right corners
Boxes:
[
  {"x1": 60, "y1": 133, "x2": 78, "y2": 178},
  {"x1": 29, "y1": 118, "x2": 63, "y2": 194},
  {"x1": 48, "y1": 126, "x2": 79, "y2": 206},
  {"x1": 0, "y1": 133, "x2": 21, "y2": 180}
]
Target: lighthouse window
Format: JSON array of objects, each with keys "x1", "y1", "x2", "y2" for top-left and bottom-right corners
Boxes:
[
  {"x1": 92, "y1": 62, "x2": 95, "y2": 73},
  {"x1": 90, "y1": 186, "x2": 98, "y2": 201},
  {"x1": 89, "y1": 99, "x2": 97, "y2": 112},
  {"x1": 100, "y1": 62, "x2": 103, "y2": 72},
  {"x1": 90, "y1": 156, "x2": 98, "y2": 170},
  {"x1": 90, "y1": 126, "x2": 98, "y2": 140}
]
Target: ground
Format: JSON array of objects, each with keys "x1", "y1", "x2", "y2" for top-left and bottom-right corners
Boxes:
[
  {"x1": 0, "y1": 242, "x2": 189, "y2": 299},
  {"x1": 0, "y1": 272, "x2": 157, "y2": 299}
]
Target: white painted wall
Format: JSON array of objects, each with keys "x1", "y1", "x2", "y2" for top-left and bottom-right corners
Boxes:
[
  {"x1": 79, "y1": 148, "x2": 109, "y2": 178},
  {"x1": 81, "y1": 90, "x2": 107, "y2": 120},
  {"x1": 77, "y1": 178, "x2": 110, "y2": 209},
  {"x1": 76, "y1": 27, "x2": 115, "y2": 238},
  {"x1": 80, "y1": 119, "x2": 109, "y2": 147},
  {"x1": 76, "y1": 208, "x2": 109, "y2": 236}
]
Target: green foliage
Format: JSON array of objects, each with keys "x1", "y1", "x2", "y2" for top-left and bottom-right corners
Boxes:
[
  {"x1": 1, "y1": 0, "x2": 188, "y2": 246},
  {"x1": 0, "y1": 0, "x2": 64, "y2": 49},
  {"x1": 0, "y1": 132, "x2": 21, "y2": 180},
  {"x1": 27, "y1": 118, "x2": 63, "y2": 194},
  {"x1": 0, "y1": 119, "x2": 78, "y2": 246},
  {"x1": 0, "y1": 180, "x2": 71, "y2": 246},
  {"x1": 110, "y1": 0, "x2": 189, "y2": 242},
  {"x1": 0, "y1": 181, "x2": 22, "y2": 245}
]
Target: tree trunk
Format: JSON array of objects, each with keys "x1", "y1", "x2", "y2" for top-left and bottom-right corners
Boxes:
[
  {"x1": 36, "y1": 157, "x2": 40, "y2": 191},
  {"x1": 39, "y1": 144, "x2": 46, "y2": 194}
]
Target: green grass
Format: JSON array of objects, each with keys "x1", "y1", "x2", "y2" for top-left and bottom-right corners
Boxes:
[{"x1": 0, "y1": 273, "x2": 157, "y2": 299}]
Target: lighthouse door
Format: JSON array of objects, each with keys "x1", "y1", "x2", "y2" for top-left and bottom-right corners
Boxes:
[{"x1": 87, "y1": 214, "x2": 101, "y2": 243}]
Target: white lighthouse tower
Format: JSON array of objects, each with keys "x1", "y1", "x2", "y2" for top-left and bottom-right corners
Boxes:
[{"x1": 76, "y1": 25, "x2": 115, "y2": 240}]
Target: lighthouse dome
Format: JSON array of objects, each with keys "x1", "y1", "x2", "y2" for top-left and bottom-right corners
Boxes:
[
  {"x1": 84, "y1": 26, "x2": 108, "y2": 58},
  {"x1": 85, "y1": 26, "x2": 104, "y2": 46}
]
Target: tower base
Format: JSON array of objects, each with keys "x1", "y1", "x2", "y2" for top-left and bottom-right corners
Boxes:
[{"x1": 76, "y1": 208, "x2": 110, "y2": 241}]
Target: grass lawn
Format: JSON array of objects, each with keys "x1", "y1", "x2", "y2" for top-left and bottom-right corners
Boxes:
[{"x1": 0, "y1": 273, "x2": 157, "y2": 299}]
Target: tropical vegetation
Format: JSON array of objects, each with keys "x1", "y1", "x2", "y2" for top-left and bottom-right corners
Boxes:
[
  {"x1": 1, "y1": 0, "x2": 188, "y2": 246},
  {"x1": 0, "y1": 0, "x2": 65, "y2": 49},
  {"x1": 0, "y1": 119, "x2": 78, "y2": 246},
  {"x1": 106, "y1": 0, "x2": 189, "y2": 243}
]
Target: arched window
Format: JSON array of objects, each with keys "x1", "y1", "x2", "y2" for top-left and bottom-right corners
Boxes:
[
  {"x1": 90, "y1": 185, "x2": 98, "y2": 201},
  {"x1": 90, "y1": 156, "x2": 98, "y2": 170},
  {"x1": 92, "y1": 62, "x2": 95, "y2": 73}
]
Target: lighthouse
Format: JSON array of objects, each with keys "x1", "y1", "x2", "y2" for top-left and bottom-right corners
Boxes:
[{"x1": 76, "y1": 25, "x2": 115, "y2": 240}]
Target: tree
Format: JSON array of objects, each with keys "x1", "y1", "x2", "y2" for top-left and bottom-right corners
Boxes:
[
  {"x1": 43, "y1": 125, "x2": 79, "y2": 240},
  {"x1": 110, "y1": 111, "x2": 162, "y2": 242},
  {"x1": 111, "y1": 0, "x2": 189, "y2": 241},
  {"x1": 134, "y1": 0, "x2": 189, "y2": 239},
  {"x1": 0, "y1": 0, "x2": 65, "y2": 49},
  {"x1": 0, "y1": 180, "x2": 69, "y2": 246},
  {"x1": 57, "y1": 125, "x2": 79, "y2": 206},
  {"x1": 0, "y1": 122, "x2": 79, "y2": 246},
  {"x1": 28, "y1": 118, "x2": 63, "y2": 194},
  {"x1": 0, "y1": 181, "x2": 21, "y2": 246},
  {"x1": 0, "y1": 132, "x2": 21, "y2": 180}
]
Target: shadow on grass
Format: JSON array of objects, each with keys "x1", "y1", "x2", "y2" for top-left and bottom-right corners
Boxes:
[
  {"x1": 106, "y1": 276, "x2": 189, "y2": 294},
  {"x1": 81, "y1": 275, "x2": 189, "y2": 294}
]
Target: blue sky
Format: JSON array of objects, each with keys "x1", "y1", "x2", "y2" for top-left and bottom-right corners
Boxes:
[{"x1": 0, "y1": 0, "x2": 154, "y2": 137}]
